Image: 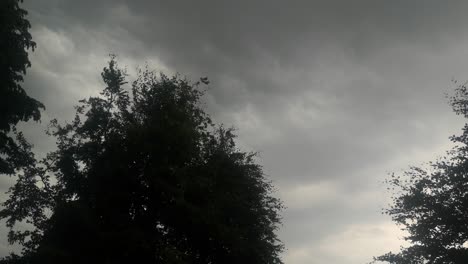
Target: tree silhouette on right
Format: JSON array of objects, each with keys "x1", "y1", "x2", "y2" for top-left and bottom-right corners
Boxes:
[{"x1": 374, "y1": 83, "x2": 468, "y2": 263}]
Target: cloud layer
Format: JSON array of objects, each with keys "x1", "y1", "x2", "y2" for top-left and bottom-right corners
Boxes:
[{"x1": 2, "y1": 1, "x2": 468, "y2": 263}]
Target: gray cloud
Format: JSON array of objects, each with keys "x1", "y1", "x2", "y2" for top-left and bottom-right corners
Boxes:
[{"x1": 2, "y1": 1, "x2": 468, "y2": 263}]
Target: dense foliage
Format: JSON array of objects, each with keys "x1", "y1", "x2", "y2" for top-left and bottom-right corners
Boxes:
[
  {"x1": 0, "y1": 58, "x2": 284, "y2": 264},
  {"x1": 0, "y1": 0, "x2": 44, "y2": 175},
  {"x1": 374, "y1": 83, "x2": 468, "y2": 263}
]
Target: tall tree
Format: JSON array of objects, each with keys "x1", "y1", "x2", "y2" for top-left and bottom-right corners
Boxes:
[
  {"x1": 0, "y1": 0, "x2": 44, "y2": 175},
  {"x1": 374, "y1": 83, "x2": 468, "y2": 264},
  {"x1": 0, "y1": 57, "x2": 284, "y2": 264}
]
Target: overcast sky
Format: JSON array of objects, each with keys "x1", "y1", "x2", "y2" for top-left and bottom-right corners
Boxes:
[{"x1": 3, "y1": 1, "x2": 468, "y2": 263}]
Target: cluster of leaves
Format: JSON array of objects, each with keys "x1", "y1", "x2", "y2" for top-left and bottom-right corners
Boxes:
[
  {"x1": 374, "y1": 83, "x2": 468, "y2": 264},
  {"x1": 0, "y1": 57, "x2": 284, "y2": 264},
  {"x1": 0, "y1": 0, "x2": 44, "y2": 175}
]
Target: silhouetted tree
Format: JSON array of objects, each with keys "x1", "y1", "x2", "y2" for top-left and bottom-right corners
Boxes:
[
  {"x1": 0, "y1": 57, "x2": 284, "y2": 264},
  {"x1": 0, "y1": 0, "x2": 44, "y2": 175},
  {"x1": 374, "y1": 83, "x2": 468, "y2": 264}
]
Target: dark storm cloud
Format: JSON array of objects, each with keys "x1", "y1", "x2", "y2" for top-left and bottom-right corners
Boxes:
[
  {"x1": 24, "y1": 0, "x2": 468, "y2": 102},
  {"x1": 3, "y1": 1, "x2": 468, "y2": 263}
]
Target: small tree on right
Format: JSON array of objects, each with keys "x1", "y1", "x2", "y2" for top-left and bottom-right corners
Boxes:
[{"x1": 374, "y1": 83, "x2": 468, "y2": 264}]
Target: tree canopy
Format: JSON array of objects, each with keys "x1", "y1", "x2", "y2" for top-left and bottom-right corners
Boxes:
[
  {"x1": 0, "y1": 0, "x2": 44, "y2": 175},
  {"x1": 374, "y1": 83, "x2": 468, "y2": 264},
  {"x1": 0, "y1": 57, "x2": 284, "y2": 264}
]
